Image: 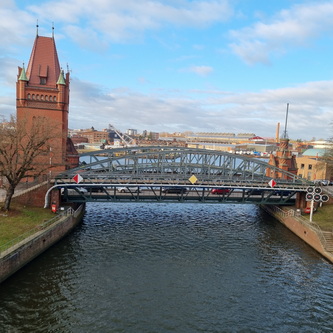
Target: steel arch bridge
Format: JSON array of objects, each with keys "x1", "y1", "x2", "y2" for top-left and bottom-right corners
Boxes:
[
  {"x1": 57, "y1": 146, "x2": 306, "y2": 184},
  {"x1": 47, "y1": 146, "x2": 312, "y2": 206}
]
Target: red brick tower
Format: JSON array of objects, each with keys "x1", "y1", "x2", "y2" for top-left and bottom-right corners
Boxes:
[
  {"x1": 266, "y1": 138, "x2": 298, "y2": 180},
  {"x1": 16, "y1": 30, "x2": 78, "y2": 173},
  {"x1": 266, "y1": 104, "x2": 298, "y2": 180}
]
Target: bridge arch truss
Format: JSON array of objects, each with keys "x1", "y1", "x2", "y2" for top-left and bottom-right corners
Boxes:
[{"x1": 57, "y1": 146, "x2": 306, "y2": 187}]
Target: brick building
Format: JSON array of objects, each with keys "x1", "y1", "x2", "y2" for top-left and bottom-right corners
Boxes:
[
  {"x1": 16, "y1": 30, "x2": 79, "y2": 173},
  {"x1": 296, "y1": 149, "x2": 331, "y2": 181},
  {"x1": 76, "y1": 128, "x2": 109, "y2": 144},
  {"x1": 266, "y1": 138, "x2": 298, "y2": 180}
]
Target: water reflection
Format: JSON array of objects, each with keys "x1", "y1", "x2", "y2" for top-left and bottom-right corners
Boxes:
[{"x1": 1, "y1": 203, "x2": 333, "y2": 332}]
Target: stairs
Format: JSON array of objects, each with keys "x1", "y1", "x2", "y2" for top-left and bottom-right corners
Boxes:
[{"x1": 322, "y1": 231, "x2": 333, "y2": 252}]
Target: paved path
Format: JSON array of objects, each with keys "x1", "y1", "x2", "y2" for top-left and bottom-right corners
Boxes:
[{"x1": 0, "y1": 182, "x2": 47, "y2": 204}]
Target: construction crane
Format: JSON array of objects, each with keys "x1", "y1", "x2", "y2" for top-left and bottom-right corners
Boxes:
[{"x1": 108, "y1": 124, "x2": 136, "y2": 147}]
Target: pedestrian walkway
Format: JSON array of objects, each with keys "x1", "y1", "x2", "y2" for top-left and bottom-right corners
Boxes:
[{"x1": 0, "y1": 181, "x2": 48, "y2": 204}]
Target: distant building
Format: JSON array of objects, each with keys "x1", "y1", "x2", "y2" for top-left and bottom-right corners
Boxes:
[
  {"x1": 78, "y1": 129, "x2": 108, "y2": 143},
  {"x1": 296, "y1": 148, "x2": 331, "y2": 181},
  {"x1": 126, "y1": 129, "x2": 137, "y2": 136},
  {"x1": 310, "y1": 140, "x2": 333, "y2": 149},
  {"x1": 185, "y1": 132, "x2": 256, "y2": 145},
  {"x1": 71, "y1": 136, "x2": 89, "y2": 145}
]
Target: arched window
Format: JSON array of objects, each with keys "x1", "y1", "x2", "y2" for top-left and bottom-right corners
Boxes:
[
  {"x1": 53, "y1": 96, "x2": 57, "y2": 102},
  {"x1": 32, "y1": 94, "x2": 36, "y2": 100},
  {"x1": 27, "y1": 93, "x2": 31, "y2": 99}
]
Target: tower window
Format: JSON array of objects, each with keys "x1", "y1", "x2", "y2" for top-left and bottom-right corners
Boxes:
[{"x1": 40, "y1": 77, "x2": 47, "y2": 85}]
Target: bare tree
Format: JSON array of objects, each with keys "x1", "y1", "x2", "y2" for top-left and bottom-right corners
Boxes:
[{"x1": 0, "y1": 115, "x2": 62, "y2": 211}]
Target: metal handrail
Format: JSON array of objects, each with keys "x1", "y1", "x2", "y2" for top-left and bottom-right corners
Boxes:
[{"x1": 263, "y1": 205, "x2": 329, "y2": 250}]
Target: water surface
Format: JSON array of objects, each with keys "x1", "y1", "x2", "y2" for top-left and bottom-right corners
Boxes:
[{"x1": 1, "y1": 203, "x2": 333, "y2": 332}]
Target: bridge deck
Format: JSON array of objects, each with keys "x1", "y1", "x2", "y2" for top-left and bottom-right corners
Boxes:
[{"x1": 59, "y1": 185, "x2": 297, "y2": 205}]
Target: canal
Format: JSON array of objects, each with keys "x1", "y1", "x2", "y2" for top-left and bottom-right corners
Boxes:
[{"x1": 1, "y1": 203, "x2": 333, "y2": 332}]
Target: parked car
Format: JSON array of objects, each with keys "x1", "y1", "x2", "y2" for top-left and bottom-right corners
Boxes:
[
  {"x1": 84, "y1": 186, "x2": 104, "y2": 193},
  {"x1": 117, "y1": 187, "x2": 141, "y2": 193},
  {"x1": 245, "y1": 189, "x2": 265, "y2": 195},
  {"x1": 211, "y1": 188, "x2": 230, "y2": 195},
  {"x1": 76, "y1": 187, "x2": 88, "y2": 193},
  {"x1": 314, "y1": 180, "x2": 329, "y2": 186},
  {"x1": 273, "y1": 190, "x2": 293, "y2": 196},
  {"x1": 304, "y1": 207, "x2": 317, "y2": 214},
  {"x1": 162, "y1": 186, "x2": 187, "y2": 194}
]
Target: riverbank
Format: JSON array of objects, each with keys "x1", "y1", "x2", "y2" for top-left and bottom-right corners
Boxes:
[
  {"x1": 0, "y1": 204, "x2": 85, "y2": 283},
  {"x1": 0, "y1": 203, "x2": 55, "y2": 251},
  {"x1": 262, "y1": 205, "x2": 333, "y2": 263}
]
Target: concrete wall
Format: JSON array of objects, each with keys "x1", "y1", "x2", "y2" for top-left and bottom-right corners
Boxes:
[
  {"x1": 0, "y1": 205, "x2": 85, "y2": 284},
  {"x1": 262, "y1": 205, "x2": 333, "y2": 263}
]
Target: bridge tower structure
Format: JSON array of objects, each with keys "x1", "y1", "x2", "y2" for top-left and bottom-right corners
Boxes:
[
  {"x1": 266, "y1": 138, "x2": 305, "y2": 209},
  {"x1": 16, "y1": 29, "x2": 79, "y2": 174},
  {"x1": 266, "y1": 138, "x2": 298, "y2": 180}
]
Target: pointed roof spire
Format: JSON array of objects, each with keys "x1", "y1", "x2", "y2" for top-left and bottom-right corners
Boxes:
[
  {"x1": 36, "y1": 19, "x2": 39, "y2": 36},
  {"x1": 27, "y1": 35, "x2": 61, "y2": 87},
  {"x1": 57, "y1": 69, "x2": 66, "y2": 85},
  {"x1": 19, "y1": 63, "x2": 28, "y2": 81},
  {"x1": 52, "y1": 22, "x2": 54, "y2": 38}
]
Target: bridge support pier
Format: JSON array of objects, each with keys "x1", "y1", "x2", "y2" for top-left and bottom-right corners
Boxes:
[
  {"x1": 50, "y1": 189, "x2": 61, "y2": 212},
  {"x1": 296, "y1": 192, "x2": 307, "y2": 210}
]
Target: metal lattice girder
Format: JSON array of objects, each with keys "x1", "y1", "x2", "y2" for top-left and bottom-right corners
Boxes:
[{"x1": 56, "y1": 146, "x2": 309, "y2": 187}]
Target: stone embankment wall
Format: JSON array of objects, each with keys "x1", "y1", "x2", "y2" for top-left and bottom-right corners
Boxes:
[
  {"x1": 262, "y1": 205, "x2": 333, "y2": 263},
  {"x1": 0, "y1": 205, "x2": 85, "y2": 284}
]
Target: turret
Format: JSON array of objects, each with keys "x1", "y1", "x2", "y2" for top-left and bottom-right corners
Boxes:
[{"x1": 17, "y1": 65, "x2": 29, "y2": 106}]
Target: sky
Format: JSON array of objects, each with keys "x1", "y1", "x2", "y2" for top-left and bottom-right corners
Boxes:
[{"x1": 1, "y1": 0, "x2": 333, "y2": 140}]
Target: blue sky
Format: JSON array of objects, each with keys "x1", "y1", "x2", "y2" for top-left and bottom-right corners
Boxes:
[{"x1": 1, "y1": 0, "x2": 333, "y2": 140}]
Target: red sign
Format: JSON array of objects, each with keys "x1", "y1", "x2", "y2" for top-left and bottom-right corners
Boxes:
[
  {"x1": 73, "y1": 174, "x2": 83, "y2": 184},
  {"x1": 268, "y1": 179, "x2": 276, "y2": 188}
]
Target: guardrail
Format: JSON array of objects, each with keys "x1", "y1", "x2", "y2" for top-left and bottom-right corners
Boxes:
[{"x1": 0, "y1": 207, "x2": 75, "y2": 255}]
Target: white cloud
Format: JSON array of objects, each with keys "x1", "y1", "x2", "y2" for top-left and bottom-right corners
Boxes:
[
  {"x1": 27, "y1": 0, "x2": 233, "y2": 47},
  {"x1": 0, "y1": 2, "x2": 36, "y2": 53},
  {"x1": 229, "y1": 1, "x2": 333, "y2": 64},
  {"x1": 188, "y1": 66, "x2": 214, "y2": 76},
  {"x1": 68, "y1": 77, "x2": 333, "y2": 140}
]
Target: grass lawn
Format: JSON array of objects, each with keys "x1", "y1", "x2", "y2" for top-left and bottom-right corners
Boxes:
[
  {"x1": 0, "y1": 203, "x2": 54, "y2": 251},
  {"x1": 303, "y1": 203, "x2": 333, "y2": 231}
]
